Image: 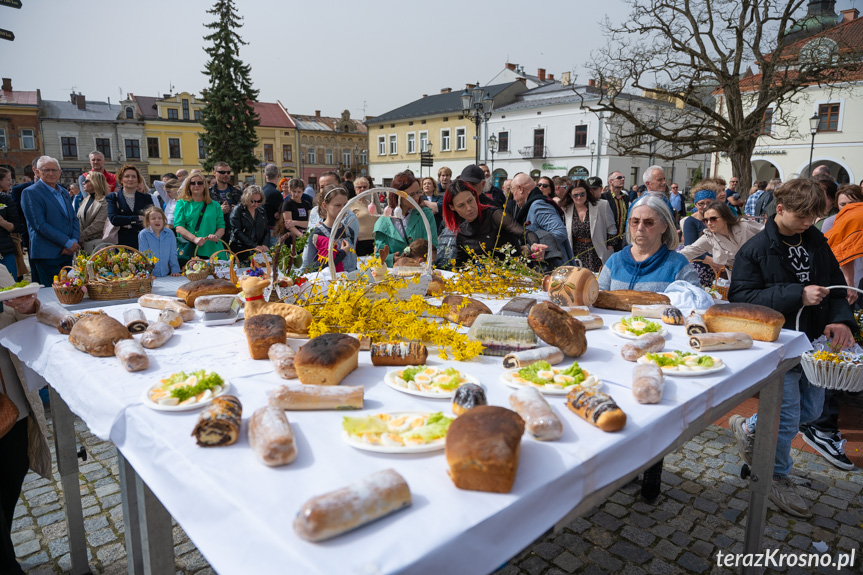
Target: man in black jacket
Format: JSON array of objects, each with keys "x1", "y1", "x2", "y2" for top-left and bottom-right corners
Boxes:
[
  {"x1": 209, "y1": 161, "x2": 242, "y2": 234},
  {"x1": 728, "y1": 179, "x2": 856, "y2": 519}
]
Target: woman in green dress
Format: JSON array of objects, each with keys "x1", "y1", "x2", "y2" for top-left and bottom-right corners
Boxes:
[{"x1": 173, "y1": 169, "x2": 226, "y2": 263}]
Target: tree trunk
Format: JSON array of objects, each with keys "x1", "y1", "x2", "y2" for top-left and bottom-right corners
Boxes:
[{"x1": 729, "y1": 139, "x2": 756, "y2": 202}]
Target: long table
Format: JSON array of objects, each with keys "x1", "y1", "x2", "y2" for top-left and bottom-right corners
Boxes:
[{"x1": 2, "y1": 285, "x2": 810, "y2": 575}]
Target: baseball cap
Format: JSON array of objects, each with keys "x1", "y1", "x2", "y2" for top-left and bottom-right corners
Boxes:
[
  {"x1": 459, "y1": 165, "x2": 485, "y2": 184},
  {"x1": 587, "y1": 177, "x2": 603, "y2": 189}
]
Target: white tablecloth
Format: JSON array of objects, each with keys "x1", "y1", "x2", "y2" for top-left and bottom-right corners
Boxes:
[{"x1": 0, "y1": 294, "x2": 811, "y2": 575}]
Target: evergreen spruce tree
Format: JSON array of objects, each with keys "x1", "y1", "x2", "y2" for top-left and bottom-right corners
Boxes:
[{"x1": 199, "y1": 0, "x2": 260, "y2": 173}]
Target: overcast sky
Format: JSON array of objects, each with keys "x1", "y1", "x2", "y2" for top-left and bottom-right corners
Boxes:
[{"x1": 2, "y1": 0, "x2": 858, "y2": 119}]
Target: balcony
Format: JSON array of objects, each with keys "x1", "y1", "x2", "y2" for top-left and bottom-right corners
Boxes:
[{"x1": 519, "y1": 145, "x2": 548, "y2": 159}]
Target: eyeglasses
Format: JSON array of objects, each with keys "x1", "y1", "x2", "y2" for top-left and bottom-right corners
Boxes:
[
  {"x1": 538, "y1": 183, "x2": 551, "y2": 188},
  {"x1": 251, "y1": 199, "x2": 263, "y2": 204},
  {"x1": 629, "y1": 218, "x2": 657, "y2": 229},
  {"x1": 216, "y1": 170, "x2": 232, "y2": 175},
  {"x1": 730, "y1": 180, "x2": 738, "y2": 184},
  {"x1": 704, "y1": 216, "x2": 721, "y2": 223},
  {"x1": 612, "y1": 175, "x2": 625, "y2": 180},
  {"x1": 571, "y1": 192, "x2": 586, "y2": 199},
  {"x1": 40, "y1": 168, "x2": 60, "y2": 173},
  {"x1": 189, "y1": 181, "x2": 205, "y2": 187}
]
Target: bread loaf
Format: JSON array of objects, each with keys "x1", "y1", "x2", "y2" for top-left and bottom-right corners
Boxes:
[
  {"x1": 68, "y1": 314, "x2": 132, "y2": 357},
  {"x1": 445, "y1": 406, "x2": 525, "y2": 493},
  {"x1": 502, "y1": 346, "x2": 564, "y2": 369},
  {"x1": 140, "y1": 321, "x2": 174, "y2": 349},
  {"x1": 370, "y1": 341, "x2": 428, "y2": 366},
  {"x1": 527, "y1": 302, "x2": 587, "y2": 357},
  {"x1": 138, "y1": 294, "x2": 184, "y2": 310},
  {"x1": 268, "y1": 384, "x2": 363, "y2": 410},
  {"x1": 248, "y1": 406, "x2": 297, "y2": 466},
  {"x1": 566, "y1": 388, "x2": 626, "y2": 432},
  {"x1": 114, "y1": 339, "x2": 149, "y2": 372},
  {"x1": 192, "y1": 396, "x2": 242, "y2": 447},
  {"x1": 294, "y1": 334, "x2": 360, "y2": 385},
  {"x1": 620, "y1": 333, "x2": 665, "y2": 362},
  {"x1": 176, "y1": 278, "x2": 239, "y2": 308},
  {"x1": 685, "y1": 312, "x2": 708, "y2": 335},
  {"x1": 632, "y1": 364, "x2": 664, "y2": 404},
  {"x1": 509, "y1": 386, "x2": 563, "y2": 441},
  {"x1": 123, "y1": 309, "x2": 149, "y2": 333},
  {"x1": 244, "y1": 314, "x2": 287, "y2": 360},
  {"x1": 593, "y1": 290, "x2": 671, "y2": 312},
  {"x1": 703, "y1": 303, "x2": 784, "y2": 342},
  {"x1": 441, "y1": 295, "x2": 492, "y2": 327},
  {"x1": 268, "y1": 343, "x2": 297, "y2": 379},
  {"x1": 573, "y1": 314, "x2": 603, "y2": 330},
  {"x1": 194, "y1": 294, "x2": 238, "y2": 312},
  {"x1": 688, "y1": 332, "x2": 753, "y2": 352},
  {"x1": 293, "y1": 469, "x2": 411, "y2": 542}
]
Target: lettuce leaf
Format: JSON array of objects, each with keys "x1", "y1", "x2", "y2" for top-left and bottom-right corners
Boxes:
[
  {"x1": 400, "y1": 365, "x2": 426, "y2": 382},
  {"x1": 166, "y1": 370, "x2": 224, "y2": 402},
  {"x1": 401, "y1": 412, "x2": 453, "y2": 441},
  {"x1": 342, "y1": 415, "x2": 388, "y2": 436},
  {"x1": 621, "y1": 316, "x2": 661, "y2": 336}
]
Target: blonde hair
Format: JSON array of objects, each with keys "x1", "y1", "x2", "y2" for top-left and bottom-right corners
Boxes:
[
  {"x1": 86, "y1": 171, "x2": 110, "y2": 200},
  {"x1": 241, "y1": 185, "x2": 264, "y2": 208},
  {"x1": 177, "y1": 170, "x2": 212, "y2": 204},
  {"x1": 142, "y1": 205, "x2": 167, "y2": 228}
]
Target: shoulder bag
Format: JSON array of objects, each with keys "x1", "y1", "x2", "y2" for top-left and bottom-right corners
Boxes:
[{"x1": 177, "y1": 204, "x2": 208, "y2": 265}]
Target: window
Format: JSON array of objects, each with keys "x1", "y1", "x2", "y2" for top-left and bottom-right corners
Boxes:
[
  {"x1": 21, "y1": 129, "x2": 36, "y2": 150},
  {"x1": 125, "y1": 106, "x2": 134, "y2": 119},
  {"x1": 343, "y1": 150, "x2": 351, "y2": 166},
  {"x1": 147, "y1": 137, "x2": 160, "y2": 158},
  {"x1": 283, "y1": 144, "x2": 292, "y2": 162},
  {"x1": 360, "y1": 150, "x2": 368, "y2": 164},
  {"x1": 761, "y1": 108, "x2": 774, "y2": 135},
  {"x1": 194, "y1": 110, "x2": 202, "y2": 122},
  {"x1": 441, "y1": 129, "x2": 451, "y2": 151},
  {"x1": 0, "y1": 129, "x2": 6, "y2": 149},
  {"x1": 456, "y1": 128, "x2": 466, "y2": 150},
  {"x1": 389, "y1": 135, "x2": 397, "y2": 155},
  {"x1": 308, "y1": 148, "x2": 316, "y2": 164},
  {"x1": 407, "y1": 133, "x2": 416, "y2": 154},
  {"x1": 419, "y1": 131, "x2": 429, "y2": 152},
  {"x1": 168, "y1": 138, "x2": 181, "y2": 159},
  {"x1": 198, "y1": 139, "x2": 207, "y2": 160},
  {"x1": 264, "y1": 144, "x2": 274, "y2": 162},
  {"x1": 124, "y1": 139, "x2": 141, "y2": 159},
  {"x1": 574, "y1": 125, "x2": 587, "y2": 147},
  {"x1": 60, "y1": 137, "x2": 77, "y2": 159},
  {"x1": 167, "y1": 108, "x2": 179, "y2": 120},
  {"x1": 818, "y1": 103, "x2": 840, "y2": 132},
  {"x1": 325, "y1": 149, "x2": 334, "y2": 164},
  {"x1": 533, "y1": 129, "x2": 545, "y2": 157},
  {"x1": 498, "y1": 132, "x2": 509, "y2": 152},
  {"x1": 96, "y1": 138, "x2": 111, "y2": 159},
  {"x1": 378, "y1": 136, "x2": 386, "y2": 155},
  {"x1": 182, "y1": 99, "x2": 190, "y2": 121}
]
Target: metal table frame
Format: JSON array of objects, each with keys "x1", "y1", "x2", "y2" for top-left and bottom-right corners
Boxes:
[{"x1": 46, "y1": 357, "x2": 795, "y2": 575}]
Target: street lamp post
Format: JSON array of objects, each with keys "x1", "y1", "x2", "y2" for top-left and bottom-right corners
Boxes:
[
  {"x1": 808, "y1": 112, "x2": 820, "y2": 177},
  {"x1": 589, "y1": 140, "x2": 596, "y2": 177},
  {"x1": 461, "y1": 82, "x2": 494, "y2": 165},
  {"x1": 487, "y1": 135, "x2": 498, "y2": 183}
]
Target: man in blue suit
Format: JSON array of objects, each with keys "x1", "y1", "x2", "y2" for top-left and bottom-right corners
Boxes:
[{"x1": 21, "y1": 157, "x2": 81, "y2": 287}]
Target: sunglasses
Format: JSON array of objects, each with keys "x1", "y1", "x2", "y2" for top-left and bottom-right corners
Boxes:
[
  {"x1": 612, "y1": 176, "x2": 625, "y2": 180},
  {"x1": 538, "y1": 183, "x2": 551, "y2": 188},
  {"x1": 189, "y1": 181, "x2": 205, "y2": 187},
  {"x1": 704, "y1": 216, "x2": 721, "y2": 223},
  {"x1": 216, "y1": 170, "x2": 231, "y2": 175},
  {"x1": 571, "y1": 192, "x2": 586, "y2": 199},
  {"x1": 630, "y1": 218, "x2": 657, "y2": 228},
  {"x1": 251, "y1": 199, "x2": 263, "y2": 204}
]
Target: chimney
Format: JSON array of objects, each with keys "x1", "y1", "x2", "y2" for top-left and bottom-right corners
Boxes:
[
  {"x1": 588, "y1": 79, "x2": 596, "y2": 87},
  {"x1": 70, "y1": 93, "x2": 77, "y2": 105},
  {"x1": 1, "y1": 78, "x2": 11, "y2": 92},
  {"x1": 538, "y1": 68, "x2": 546, "y2": 81},
  {"x1": 315, "y1": 110, "x2": 321, "y2": 117},
  {"x1": 422, "y1": 94, "x2": 428, "y2": 98},
  {"x1": 505, "y1": 62, "x2": 517, "y2": 71},
  {"x1": 548, "y1": 73, "x2": 554, "y2": 81},
  {"x1": 465, "y1": 83, "x2": 476, "y2": 91},
  {"x1": 561, "y1": 72, "x2": 572, "y2": 87},
  {"x1": 440, "y1": 87, "x2": 452, "y2": 94},
  {"x1": 76, "y1": 93, "x2": 86, "y2": 110},
  {"x1": 841, "y1": 8, "x2": 859, "y2": 22},
  {"x1": 163, "y1": 94, "x2": 171, "y2": 99}
]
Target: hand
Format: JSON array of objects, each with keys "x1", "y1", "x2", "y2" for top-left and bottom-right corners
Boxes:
[
  {"x1": 221, "y1": 202, "x2": 230, "y2": 214},
  {"x1": 848, "y1": 289, "x2": 859, "y2": 306},
  {"x1": 824, "y1": 323, "x2": 854, "y2": 350},
  {"x1": 195, "y1": 236, "x2": 207, "y2": 247},
  {"x1": 170, "y1": 272, "x2": 182, "y2": 277},
  {"x1": 339, "y1": 239, "x2": 351, "y2": 251},
  {"x1": 802, "y1": 285, "x2": 829, "y2": 306},
  {"x1": 207, "y1": 234, "x2": 219, "y2": 242},
  {"x1": 255, "y1": 245, "x2": 268, "y2": 253},
  {"x1": 526, "y1": 243, "x2": 547, "y2": 261},
  {"x1": 6, "y1": 293, "x2": 37, "y2": 314}
]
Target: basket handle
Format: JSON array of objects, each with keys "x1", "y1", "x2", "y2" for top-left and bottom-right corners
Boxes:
[
  {"x1": 795, "y1": 285, "x2": 863, "y2": 332},
  {"x1": 229, "y1": 249, "x2": 273, "y2": 286},
  {"x1": 195, "y1": 238, "x2": 232, "y2": 259}
]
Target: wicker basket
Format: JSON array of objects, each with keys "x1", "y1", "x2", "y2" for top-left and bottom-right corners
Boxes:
[
  {"x1": 183, "y1": 242, "x2": 214, "y2": 281},
  {"x1": 208, "y1": 240, "x2": 234, "y2": 280},
  {"x1": 230, "y1": 249, "x2": 273, "y2": 286},
  {"x1": 712, "y1": 265, "x2": 731, "y2": 300},
  {"x1": 85, "y1": 245, "x2": 155, "y2": 302},
  {"x1": 53, "y1": 266, "x2": 85, "y2": 305},
  {"x1": 796, "y1": 285, "x2": 863, "y2": 391}
]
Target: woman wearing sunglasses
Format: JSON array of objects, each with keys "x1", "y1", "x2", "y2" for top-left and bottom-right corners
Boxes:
[
  {"x1": 560, "y1": 179, "x2": 616, "y2": 272},
  {"x1": 229, "y1": 185, "x2": 270, "y2": 258},
  {"x1": 536, "y1": 176, "x2": 555, "y2": 198},
  {"x1": 174, "y1": 169, "x2": 225, "y2": 263},
  {"x1": 679, "y1": 201, "x2": 762, "y2": 275}
]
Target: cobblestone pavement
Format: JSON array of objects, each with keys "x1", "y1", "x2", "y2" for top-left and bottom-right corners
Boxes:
[{"x1": 11, "y1": 411, "x2": 863, "y2": 574}]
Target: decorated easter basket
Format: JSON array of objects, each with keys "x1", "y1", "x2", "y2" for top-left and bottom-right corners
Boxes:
[
  {"x1": 84, "y1": 246, "x2": 155, "y2": 301},
  {"x1": 53, "y1": 266, "x2": 85, "y2": 304}
]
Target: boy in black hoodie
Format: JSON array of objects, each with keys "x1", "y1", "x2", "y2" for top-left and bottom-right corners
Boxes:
[{"x1": 728, "y1": 178, "x2": 855, "y2": 518}]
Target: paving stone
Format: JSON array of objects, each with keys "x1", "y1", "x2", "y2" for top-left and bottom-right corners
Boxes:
[
  {"x1": 810, "y1": 502, "x2": 836, "y2": 518},
  {"x1": 41, "y1": 522, "x2": 67, "y2": 539},
  {"x1": 584, "y1": 526, "x2": 616, "y2": 548},
  {"x1": 10, "y1": 529, "x2": 36, "y2": 545},
  {"x1": 531, "y1": 541, "x2": 562, "y2": 560},
  {"x1": 36, "y1": 510, "x2": 66, "y2": 527},
  {"x1": 721, "y1": 509, "x2": 741, "y2": 523},
  {"x1": 23, "y1": 485, "x2": 56, "y2": 500},
  {"x1": 30, "y1": 502, "x2": 61, "y2": 517},
  {"x1": 645, "y1": 558, "x2": 683, "y2": 575},
  {"x1": 13, "y1": 538, "x2": 41, "y2": 557},
  {"x1": 18, "y1": 550, "x2": 49, "y2": 569},
  {"x1": 553, "y1": 532, "x2": 591, "y2": 556},
  {"x1": 693, "y1": 498, "x2": 719, "y2": 514},
  {"x1": 621, "y1": 525, "x2": 655, "y2": 547},
  {"x1": 83, "y1": 515, "x2": 109, "y2": 532},
  {"x1": 764, "y1": 524, "x2": 790, "y2": 540},
  {"x1": 627, "y1": 512, "x2": 656, "y2": 529},
  {"x1": 813, "y1": 515, "x2": 838, "y2": 530},
  {"x1": 48, "y1": 536, "x2": 69, "y2": 559},
  {"x1": 652, "y1": 539, "x2": 682, "y2": 561},
  {"x1": 552, "y1": 551, "x2": 583, "y2": 573},
  {"x1": 588, "y1": 548, "x2": 623, "y2": 572},
  {"x1": 670, "y1": 531, "x2": 692, "y2": 548},
  {"x1": 650, "y1": 524, "x2": 675, "y2": 539},
  {"x1": 609, "y1": 541, "x2": 652, "y2": 564},
  {"x1": 96, "y1": 542, "x2": 126, "y2": 564},
  {"x1": 591, "y1": 511, "x2": 623, "y2": 532},
  {"x1": 676, "y1": 551, "x2": 711, "y2": 573},
  {"x1": 787, "y1": 534, "x2": 811, "y2": 550},
  {"x1": 610, "y1": 491, "x2": 636, "y2": 506},
  {"x1": 690, "y1": 540, "x2": 714, "y2": 559},
  {"x1": 83, "y1": 467, "x2": 110, "y2": 482},
  {"x1": 86, "y1": 527, "x2": 117, "y2": 547},
  {"x1": 101, "y1": 493, "x2": 123, "y2": 508},
  {"x1": 837, "y1": 524, "x2": 863, "y2": 540},
  {"x1": 604, "y1": 502, "x2": 629, "y2": 519}
]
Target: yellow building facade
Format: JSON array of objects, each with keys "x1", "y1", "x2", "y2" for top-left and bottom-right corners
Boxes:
[
  {"x1": 238, "y1": 101, "x2": 298, "y2": 185},
  {"x1": 132, "y1": 92, "x2": 207, "y2": 179}
]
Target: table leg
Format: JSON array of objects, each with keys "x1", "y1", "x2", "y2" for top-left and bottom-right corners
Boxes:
[
  {"x1": 133, "y1": 468, "x2": 174, "y2": 575},
  {"x1": 741, "y1": 366, "x2": 785, "y2": 574},
  {"x1": 48, "y1": 386, "x2": 90, "y2": 575},
  {"x1": 118, "y1": 451, "x2": 144, "y2": 575}
]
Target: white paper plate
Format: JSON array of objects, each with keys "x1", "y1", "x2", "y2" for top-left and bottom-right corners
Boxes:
[
  {"x1": 142, "y1": 380, "x2": 231, "y2": 412},
  {"x1": 383, "y1": 368, "x2": 480, "y2": 399},
  {"x1": 499, "y1": 369, "x2": 603, "y2": 395},
  {"x1": 0, "y1": 283, "x2": 41, "y2": 302},
  {"x1": 341, "y1": 411, "x2": 450, "y2": 453},
  {"x1": 636, "y1": 355, "x2": 725, "y2": 376},
  {"x1": 611, "y1": 321, "x2": 667, "y2": 340}
]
